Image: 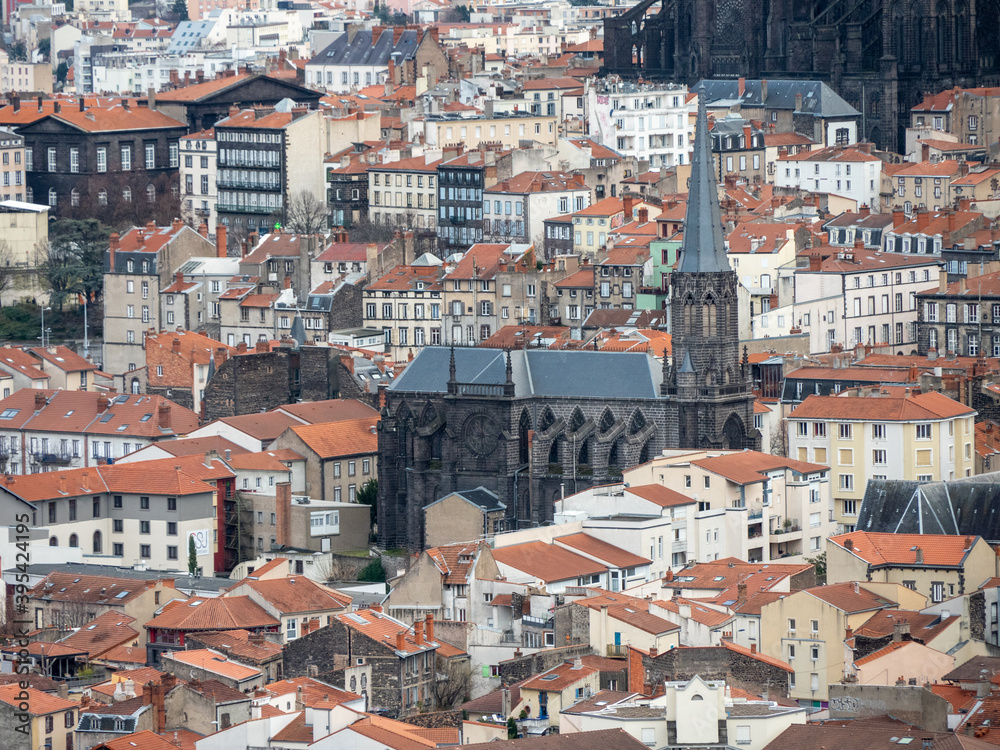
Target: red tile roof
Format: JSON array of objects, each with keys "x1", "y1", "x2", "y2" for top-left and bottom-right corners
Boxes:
[
  {"x1": 521, "y1": 659, "x2": 599, "y2": 691},
  {"x1": 804, "y1": 582, "x2": 897, "y2": 613},
  {"x1": 790, "y1": 391, "x2": 974, "y2": 421},
  {"x1": 493, "y1": 540, "x2": 607, "y2": 583},
  {"x1": 427, "y1": 542, "x2": 484, "y2": 585},
  {"x1": 226, "y1": 576, "x2": 352, "y2": 614},
  {"x1": 145, "y1": 596, "x2": 279, "y2": 632},
  {"x1": 165, "y1": 648, "x2": 262, "y2": 681},
  {"x1": 625, "y1": 484, "x2": 695, "y2": 507},
  {"x1": 0, "y1": 684, "x2": 76, "y2": 714},
  {"x1": 719, "y1": 640, "x2": 793, "y2": 672},
  {"x1": 831, "y1": 531, "x2": 980, "y2": 568},
  {"x1": 288, "y1": 417, "x2": 379, "y2": 458},
  {"x1": 555, "y1": 533, "x2": 651, "y2": 568},
  {"x1": 59, "y1": 611, "x2": 141, "y2": 658},
  {"x1": 94, "y1": 731, "x2": 180, "y2": 750},
  {"x1": 155, "y1": 73, "x2": 253, "y2": 101},
  {"x1": 690, "y1": 450, "x2": 827, "y2": 485},
  {"x1": 333, "y1": 608, "x2": 438, "y2": 655}
]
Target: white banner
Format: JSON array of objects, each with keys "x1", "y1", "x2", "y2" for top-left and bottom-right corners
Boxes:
[{"x1": 187, "y1": 529, "x2": 211, "y2": 556}]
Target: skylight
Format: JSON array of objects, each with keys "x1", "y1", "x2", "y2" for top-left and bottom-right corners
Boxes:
[
  {"x1": 0, "y1": 408, "x2": 20, "y2": 419},
  {"x1": 140, "y1": 414, "x2": 152, "y2": 422},
  {"x1": 116, "y1": 425, "x2": 128, "y2": 431},
  {"x1": 100, "y1": 413, "x2": 114, "y2": 423}
]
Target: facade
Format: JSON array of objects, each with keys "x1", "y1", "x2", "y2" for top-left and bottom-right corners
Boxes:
[
  {"x1": 483, "y1": 171, "x2": 590, "y2": 248},
  {"x1": 215, "y1": 107, "x2": 326, "y2": 237},
  {"x1": 711, "y1": 115, "x2": 767, "y2": 184},
  {"x1": 0, "y1": 126, "x2": 26, "y2": 202},
  {"x1": 587, "y1": 79, "x2": 692, "y2": 169},
  {"x1": 916, "y1": 270, "x2": 1000, "y2": 357},
  {"x1": 179, "y1": 127, "x2": 218, "y2": 235},
  {"x1": 436, "y1": 151, "x2": 487, "y2": 252},
  {"x1": 0, "y1": 685, "x2": 77, "y2": 750},
  {"x1": 774, "y1": 144, "x2": 884, "y2": 210},
  {"x1": 102, "y1": 221, "x2": 217, "y2": 377},
  {"x1": 422, "y1": 112, "x2": 559, "y2": 150},
  {"x1": 367, "y1": 155, "x2": 441, "y2": 234},
  {"x1": 787, "y1": 390, "x2": 977, "y2": 532},
  {"x1": 16, "y1": 103, "x2": 186, "y2": 216}
]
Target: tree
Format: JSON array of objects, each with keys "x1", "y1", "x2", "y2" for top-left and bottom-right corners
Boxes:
[
  {"x1": 285, "y1": 190, "x2": 329, "y2": 235},
  {"x1": 357, "y1": 478, "x2": 377, "y2": 525},
  {"x1": 507, "y1": 719, "x2": 518, "y2": 739},
  {"x1": 56, "y1": 62, "x2": 68, "y2": 85},
  {"x1": 805, "y1": 552, "x2": 826, "y2": 585},
  {"x1": 434, "y1": 661, "x2": 474, "y2": 708},
  {"x1": 373, "y1": 3, "x2": 390, "y2": 22},
  {"x1": 358, "y1": 558, "x2": 386, "y2": 582},
  {"x1": 455, "y1": 4, "x2": 470, "y2": 20},
  {"x1": 769, "y1": 418, "x2": 788, "y2": 457},
  {"x1": 0, "y1": 241, "x2": 16, "y2": 306},
  {"x1": 38, "y1": 38, "x2": 50, "y2": 59},
  {"x1": 188, "y1": 535, "x2": 198, "y2": 576},
  {"x1": 171, "y1": 0, "x2": 188, "y2": 19},
  {"x1": 42, "y1": 219, "x2": 111, "y2": 311}
]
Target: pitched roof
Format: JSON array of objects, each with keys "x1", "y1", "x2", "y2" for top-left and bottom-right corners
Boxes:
[
  {"x1": 790, "y1": 391, "x2": 974, "y2": 421},
  {"x1": 333, "y1": 607, "x2": 438, "y2": 655},
  {"x1": 461, "y1": 728, "x2": 648, "y2": 750},
  {"x1": 830, "y1": 531, "x2": 979, "y2": 567},
  {"x1": 555, "y1": 533, "x2": 651, "y2": 568},
  {"x1": 625, "y1": 484, "x2": 695, "y2": 507},
  {"x1": 154, "y1": 73, "x2": 254, "y2": 101},
  {"x1": 689, "y1": 450, "x2": 827, "y2": 485},
  {"x1": 144, "y1": 596, "x2": 279, "y2": 631},
  {"x1": 91, "y1": 731, "x2": 180, "y2": 750},
  {"x1": 287, "y1": 417, "x2": 378, "y2": 458},
  {"x1": 426, "y1": 542, "x2": 483, "y2": 585},
  {"x1": 493, "y1": 541, "x2": 607, "y2": 582},
  {"x1": 226, "y1": 576, "x2": 352, "y2": 614},
  {"x1": 718, "y1": 640, "x2": 793, "y2": 672},
  {"x1": 804, "y1": 582, "x2": 897, "y2": 613},
  {"x1": 521, "y1": 659, "x2": 599, "y2": 691},
  {"x1": 59, "y1": 611, "x2": 141, "y2": 658},
  {"x1": 24, "y1": 106, "x2": 185, "y2": 133},
  {"x1": 164, "y1": 648, "x2": 262, "y2": 681},
  {"x1": 29, "y1": 346, "x2": 98, "y2": 373},
  {"x1": 762, "y1": 720, "x2": 998, "y2": 750},
  {"x1": 212, "y1": 411, "x2": 303, "y2": 441},
  {"x1": 29, "y1": 572, "x2": 161, "y2": 606},
  {"x1": 0, "y1": 684, "x2": 76, "y2": 714}
]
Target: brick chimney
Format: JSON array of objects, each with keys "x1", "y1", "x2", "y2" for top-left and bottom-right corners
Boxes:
[
  {"x1": 275, "y1": 482, "x2": 291, "y2": 548},
  {"x1": 425, "y1": 613, "x2": 434, "y2": 642},
  {"x1": 198, "y1": 222, "x2": 209, "y2": 238},
  {"x1": 157, "y1": 403, "x2": 171, "y2": 430},
  {"x1": 171, "y1": 217, "x2": 183, "y2": 234},
  {"x1": 637, "y1": 207, "x2": 648, "y2": 224},
  {"x1": 216, "y1": 224, "x2": 227, "y2": 258},
  {"x1": 414, "y1": 619, "x2": 424, "y2": 646},
  {"x1": 395, "y1": 631, "x2": 406, "y2": 651},
  {"x1": 623, "y1": 194, "x2": 634, "y2": 220},
  {"x1": 808, "y1": 253, "x2": 822, "y2": 271},
  {"x1": 109, "y1": 232, "x2": 120, "y2": 252},
  {"x1": 737, "y1": 581, "x2": 747, "y2": 605},
  {"x1": 915, "y1": 208, "x2": 931, "y2": 231},
  {"x1": 34, "y1": 392, "x2": 46, "y2": 411}
]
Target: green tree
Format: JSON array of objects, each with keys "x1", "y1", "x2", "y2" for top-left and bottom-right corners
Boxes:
[
  {"x1": 188, "y1": 535, "x2": 198, "y2": 576},
  {"x1": 43, "y1": 219, "x2": 111, "y2": 310},
  {"x1": 357, "y1": 478, "x2": 377, "y2": 523},
  {"x1": 56, "y1": 62, "x2": 68, "y2": 84},
  {"x1": 38, "y1": 38, "x2": 50, "y2": 58},
  {"x1": 455, "y1": 4, "x2": 470, "y2": 20},
  {"x1": 171, "y1": 0, "x2": 188, "y2": 19},
  {"x1": 507, "y1": 718, "x2": 518, "y2": 739},
  {"x1": 358, "y1": 559, "x2": 386, "y2": 582},
  {"x1": 373, "y1": 3, "x2": 390, "y2": 22},
  {"x1": 805, "y1": 552, "x2": 826, "y2": 585}
]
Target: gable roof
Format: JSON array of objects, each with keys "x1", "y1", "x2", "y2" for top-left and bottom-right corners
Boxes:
[
  {"x1": 493, "y1": 541, "x2": 606, "y2": 583},
  {"x1": 59, "y1": 611, "x2": 142, "y2": 658},
  {"x1": 804, "y1": 582, "x2": 897, "y2": 613},
  {"x1": 554, "y1": 533, "x2": 651, "y2": 568},
  {"x1": 830, "y1": 531, "x2": 979, "y2": 568},
  {"x1": 287, "y1": 417, "x2": 378, "y2": 459},
  {"x1": 144, "y1": 596, "x2": 279, "y2": 631},
  {"x1": 226, "y1": 576, "x2": 352, "y2": 614}
]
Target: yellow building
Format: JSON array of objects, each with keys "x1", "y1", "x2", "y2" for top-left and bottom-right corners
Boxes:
[
  {"x1": 759, "y1": 582, "x2": 898, "y2": 704},
  {"x1": 787, "y1": 390, "x2": 976, "y2": 532},
  {"x1": 518, "y1": 657, "x2": 602, "y2": 732},
  {"x1": 0, "y1": 685, "x2": 77, "y2": 750},
  {"x1": 423, "y1": 113, "x2": 558, "y2": 150},
  {"x1": 827, "y1": 531, "x2": 997, "y2": 603}
]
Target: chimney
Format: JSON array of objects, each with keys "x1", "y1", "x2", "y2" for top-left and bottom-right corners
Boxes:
[
  {"x1": 939, "y1": 269, "x2": 948, "y2": 293},
  {"x1": 37, "y1": 95, "x2": 43, "y2": 112},
  {"x1": 425, "y1": 613, "x2": 434, "y2": 642},
  {"x1": 275, "y1": 482, "x2": 291, "y2": 548},
  {"x1": 11, "y1": 94, "x2": 18, "y2": 112},
  {"x1": 171, "y1": 338, "x2": 181, "y2": 353},
  {"x1": 216, "y1": 224, "x2": 227, "y2": 258},
  {"x1": 915, "y1": 208, "x2": 931, "y2": 231},
  {"x1": 97, "y1": 393, "x2": 109, "y2": 411},
  {"x1": 892, "y1": 620, "x2": 911, "y2": 642},
  {"x1": 750, "y1": 643, "x2": 757, "y2": 654},
  {"x1": 34, "y1": 392, "x2": 46, "y2": 411},
  {"x1": 738, "y1": 77, "x2": 745, "y2": 97},
  {"x1": 148, "y1": 398, "x2": 167, "y2": 430},
  {"x1": 737, "y1": 581, "x2": 748, "y2": 605},
  {"x1": 637, "y1": 207, "x2": 649, "y2": 224},
  {"x1": 808, "y1": 253, "x2": 822, "y2": 271},
  {"x1": 395, "y1": 631, "x2": 406, "y2": 651},
  {"x1": 623, "y1": 194, "x2": 634, "y2": 221},
  {"x1": 414, "y1": 619, "x2": 424, "y2": 645},
  {"x1": 198, "y1": 222, "x2": 208, "y2": 239},
  {"x1": 915, "y1": 547, "x2": 924, "y2": 564},
  {"x1": 53, "y1": 101, "x2": 60, "y2": 114}
]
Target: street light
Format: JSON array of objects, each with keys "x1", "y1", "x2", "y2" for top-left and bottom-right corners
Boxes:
[{"x1": 40, "y1": 307, "x2": 51, "y2": 349}]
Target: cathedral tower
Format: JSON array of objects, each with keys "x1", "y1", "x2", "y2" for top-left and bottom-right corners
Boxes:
[{"x1": 665, "y1": 90, "x2": 759, "y2": 451}]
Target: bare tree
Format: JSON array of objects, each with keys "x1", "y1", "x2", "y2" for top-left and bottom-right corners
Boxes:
[
  {"x1": 434, "y1": 658, "x2": 474, "y2": 708},
  {"x1": 0, "y1": 240, "x2": 16, "y2": 305},
  {"x1": 285, "y1": 191, "x2": 329, "y2": 235},
  {"x1": 769, "y1": 418, "x2": 788, "y2": 458}
]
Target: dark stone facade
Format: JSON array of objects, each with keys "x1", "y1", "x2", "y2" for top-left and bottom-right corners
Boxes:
[
  {"x1": 496, "y1": 644, "x2": 604, "y2": 685},
  {"x1": 638, "y1": 646, "x2": 791, "y2": 699},
  {"x1": 282, "y1": 622, "x2": 437, "y2": 718},
  {"x1": 203, "y1": 345, "x2": 339, "y2": 421},
  {"x1": 601, "y1": 0, "x2": 1000, "y2": 151}
]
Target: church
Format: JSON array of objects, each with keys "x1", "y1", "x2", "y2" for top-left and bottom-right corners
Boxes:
[
  {"x1": 376, "y1": 97, "x2": 759, "y2": 551},
  {"x1": 602, "y1": 0, "x2": 1000, "y2": 152}
]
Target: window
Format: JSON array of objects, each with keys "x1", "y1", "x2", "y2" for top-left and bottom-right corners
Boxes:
[
  {"x1": 97, "y1": 147, "x2": 107, "y2": 172},
  {"x1": 813, "y1": 422, "x2": 827, "y2": 437},
  {"x1": 839, "y1": 474, "x2": 854, "y2": 491},
  {"x1": 839, "y1": 423, "x2": 852, "y2": 439},
  {"x1": 873, "y1": 449, "x2": 887, "y2": 465},
  {"x1": 121, "y1": 145, "x2": 131, "y2": 171},
  {"x1": 916, "y1": 423, "x2": 932, "y2": 440},
  {"x1": 167, "y1": 522, "x2": 177, "y2": 535},
  {"x1": 843, "y1": 499, "x2": 858, "y2": 516},
  {"x1": 140, "y1": 544, "x2": 151, "y2": 559},
  {"x1": 932, "y1": 582, "x2": 944, "y2": 602},
  {"x1": 145, "y1": 143, "x2": 155, "y2": 169},
  {"x1": 872, "y1": 424, "x2": 886, "y2": 440},
  {"x1": 788, "y1": 618, "x2": 796, "y2": 633}
]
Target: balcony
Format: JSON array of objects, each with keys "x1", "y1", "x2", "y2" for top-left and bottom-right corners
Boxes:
[
  {"x1": 32, "y1": 451, "x2": 74, "y2": 466},
  {"x1": 217, "y1": 178, "x2": 281, "y2": 190},
  {"x1": 217, "y1": 203, "x2": 279, "y2": 214},
  {"x1": 194, "y1": 207, "x2": 212, "y2": 217},
  {"x1": 522, "y1": 614, "x2": 553, "y2": 629},
  {"x1": 607, "y1": 644, "x2": 628, "y2": 657}
]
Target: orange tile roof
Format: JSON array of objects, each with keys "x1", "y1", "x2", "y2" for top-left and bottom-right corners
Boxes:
[
  {"x1": 145, "y1": 596, "x2": 279, "y2": 631},
  {"x1": 0, "y1": 684, "x2": 76, "y2": 714},
  {"x1": 96, "y1": 731, "x2": 180, "y2": 750},
  {"x1": 854, "y1": 639, "x2": 915, "y2": 666},
  {"x1": 34, "y1": 105, "x2": 185, "y2": 133},
  {"x1": 690, "y1": 450, "x2": 827, "y2": 485},
  {"x1": 90, "y1": 667, "x2": 169, "y2": 699},
  {"x1": 263, "y1": 676, "x2": 362, "y2": 707},
  {"x1": 227, "y1": 576, "x2": 352, "y2": 614},
  {"x1": 626, "y1": 484, "x2": 695, "y2": 507},
  {"x1": 804, "y1": 582, "x2": 897, "y2": 613},
  {"x1": 492, "y1": 540, "x2": 606, "y2": 582},
  {"x1": 521, "y1": 659, "x2": 599, "y2": 691},
  {"x1": 59, "y1": 611, "x2": 141, "y2": 658},
  {"x1": 288, "y1": 417, "x2": 379, "y2": 458},
  {"x1": 854, "y1": 608, "x2": 957, "y2": 644},
  {"x1": 370, "y1": 155, "x2": 441, "y2": 173},
  {"x1": 831, "y1": 531, "x2": 979, "y2": 567},
  {"x1": 155, "y1": 73, "x2": 253, "y2": 101},
  {"x1": 271, "y1": 711, "x2": 313, "y2": 742},
  {"x1": 348, "y1": 716, "x2": 438, "y2": 750},
  {"x1": 29, "y1": 346, "x2": 98, "y2": 373},
  {"x1": 333, "y1": 608, "x2": 437, "y2": 655},
  {"x1": 138, "y1": 435, "x2": 248, "y2": 458},
  {"x1": 427, "y1": 542, "x2": 483, "y2": 585},
  {"x1": 213, "y1": 411, "x2": 304, "y2": 441},
  {"x1": 29, "y1": 572, "x2": 160, "y2": 605},
  {"x1": 98, "y1": 644, "x2": 147, "y2": 664},
  {"x1": 789, "y1": 390, "x2": 974, "y2": 421},
  {"x1": 165, "y1": 648, "x2": 262, "y2": 682},
  {"x1": 555, "y1": 533, "x2": 651, "y2": 568},
  {"x1": 0, "y1": 347, "x2": 50, "y2": 379},
  {"x1": 718, "y1": 640, "x2": 793, "y2": 672},
  {"x1": 368, "y1": 264, "x2": 444, "y2": 292},
  {"x1": 655, "y1": 597, "x2": 732, "y2": 628}
]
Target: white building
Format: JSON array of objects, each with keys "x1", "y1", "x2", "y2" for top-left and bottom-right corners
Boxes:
[
  {"x1": 775, "y1": 143, "x2": 883, "y2": 210},
  {"x1": 180, "y1": 128, "x2": 218, "y2": 236},
  {"x1": 587, "y1": 80, "x2": 693, "y2": 170}
]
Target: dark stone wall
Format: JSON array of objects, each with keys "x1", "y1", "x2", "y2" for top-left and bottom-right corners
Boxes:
[
  {"x1": 329, "y1": 283, "x2": 365, "y2": 330},
  {"x1": 497, "y1": 644, "x2": 594, "y2": 685},
  {"x1": 971, "y1": 590, "x2": 987, "y2": 643},
  {"x1": 640, "y1": 646, "x2": 790, "y2": 699},
  {"x1": 203, "y1": 345, "x2": 338, "y2": 421},
  {"x1": 553, "y1": 603, "x2": 590, "y2": 647},
  {"x1": 399, "y1": 710, "x2": 463, "y2": 729}
]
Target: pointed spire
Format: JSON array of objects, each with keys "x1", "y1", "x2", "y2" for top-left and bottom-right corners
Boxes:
[
  {"x1": 679, "y1": 350, "x2": 696, "y2": 373},
  {"x1": 677, "y1": 86, "x2": 730, "y2": 274},
  {"x1": 448, "y1": 346, "x2": 457, "y2": 383},
  {"x1": 505, "y1": 348, "x2": 513, "y2": 383}
]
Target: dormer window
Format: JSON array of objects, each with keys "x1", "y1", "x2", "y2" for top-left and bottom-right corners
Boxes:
[{"x1": 416, "y1": 282, "x2": 425, "y2": 291}]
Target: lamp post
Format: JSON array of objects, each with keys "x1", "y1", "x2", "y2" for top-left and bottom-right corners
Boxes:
[{"x1": 40, "y1": 306, "x2": 51, "y2": 349}]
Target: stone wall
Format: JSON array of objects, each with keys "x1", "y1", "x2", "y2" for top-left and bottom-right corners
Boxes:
[
  {"x1": 497, "y1": 644, "x2": 594, "y2": 684},
  {"x1": 399, "y1": 710, "x2": 463, "y2": 729},
  {"x1": 639, "y1": 646, "x2": 790, "y2": 699},
  {"x1": 553, "y1": 603, "x2": 590, "y2": 647}
]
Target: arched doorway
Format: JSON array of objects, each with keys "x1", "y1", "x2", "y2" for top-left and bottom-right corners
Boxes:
[{"x1": 722, "y1": 414, "x2": 747, "y2": 450}]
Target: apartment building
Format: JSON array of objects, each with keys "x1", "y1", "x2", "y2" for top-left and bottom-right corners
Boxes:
[
  {"x1": 436, "y1": 150, "x2": 489, "y2": 252},
  {"x1": 587, "y1": 79, "x2": 692, "y2": 169},
  {"x1": 566, "y1": 195, "x2": 657, "y2": 259},
  {"x1": 775, "y1": 144, "x2": 884, "y2": 210},
  {"x1": 711, "y1": 114, "x2": 767, "y2": 184},
  {"x1": 727, "y1": 222, "x2": 803, "y2": 317},
  {"x1": 787, "y1": 389, "x2": 976, "y2": 531},
  {"x1": 422, "y1": 111, "x2": 559, "y2": 150},
  {"x1": 916, "y1": 270, "x2": 1000, "y2": 356},
  {"x1": 891, "y1": 160, "x2": 966, "y2": 212},
  {"x1": 623, "y1": 449, "x2": 834, "y2": 566},
  {"x1": 103, "y1": 220, "x2": 216, "y2": 377},
  {"x1": 793, "y1": 248, "x2": 943, "y2": 352},
  {"x1": 910, "y1": 87, "x2": 1000, "y2": 150},
  {"x1": 522, "y1": 77, "x2": 583, "y2": 129},
  {"x1": 367, "y1": 155, "x2": 441, "y2": 233},
  {"x1": 0, "y1": 126, "x2": 25, "y2": 202},
  {"x1": 362, "y1": 261, "x2": 445, "y2": 359},
  {"x1": 483, "y1": 171, "x2": 590, "y2": 248},
  {"x1": 595, "y1": 244, "x2": 646, "y2": 310},
  {"x1": 180, "y1": 127, "x2": 218, "y2": 235},
  {"x1": 215, "y1": 107, "x2": 326, "y2": 237},
  {"x1": 145, "y1": 329, "x2": 236, "y2": 414}
]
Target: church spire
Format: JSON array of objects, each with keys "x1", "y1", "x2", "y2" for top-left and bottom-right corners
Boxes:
[{"x1": 677, "y1": 86, "x2": 730, "y2": 274}]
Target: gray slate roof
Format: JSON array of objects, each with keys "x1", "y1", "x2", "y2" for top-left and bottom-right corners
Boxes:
[
  {"x1": 427, "y1": 486, "x2": 505, "y2": 511},
  {"x1": 697, "y1": 79, "x2": 860, "y2": 118},
  {"x1": 389, "y1": 347, "x2": 662, "y2": 399},
  {"x1": 308, "y1": 29, "x2": 420, "y2": 67}
]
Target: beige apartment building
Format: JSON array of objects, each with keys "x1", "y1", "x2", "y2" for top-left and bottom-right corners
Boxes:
[
  {"x1": 368, "y1": 155, "x2": 441, "y2": 232},
  {"x1": 0, "y1": 127, "x2": 26, "y2": 203},
  {"x1": 422, "y1": 112, "x2": 558, "y2": 150},
  {"x1": 362, "y1": 261, "x2": 446, "y2": 360},
  {"x1": 103, "y1": 221, "x2": 216, "y2": 377}
]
